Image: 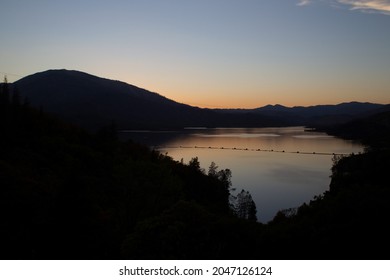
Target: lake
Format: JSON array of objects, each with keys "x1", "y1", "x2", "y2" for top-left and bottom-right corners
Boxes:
[{"x1": 119, "y1": 127, "x2": 364, "y2": 223}]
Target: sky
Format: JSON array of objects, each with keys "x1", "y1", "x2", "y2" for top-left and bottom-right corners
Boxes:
[{"x1": 1, "y1": 0, "x2": 390, "y2": 108}]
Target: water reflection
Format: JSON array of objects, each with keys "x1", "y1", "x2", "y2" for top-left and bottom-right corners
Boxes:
[{"x1": 120, "y1": 127, "x2": 363, "y2": 223}]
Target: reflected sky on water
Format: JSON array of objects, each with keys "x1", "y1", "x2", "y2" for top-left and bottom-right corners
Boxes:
[{"x1": 120, "y1": 127, "x2": 363, "y2": 223}]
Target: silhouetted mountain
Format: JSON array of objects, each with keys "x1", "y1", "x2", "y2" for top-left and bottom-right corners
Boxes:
[
  {"x1": 10, "y1": 69, "x2": 387, "y2": 131},
  {"x1": 253, "y1": 102, "x2": 386, "y2": 126},
  {"x1": 216, "y1": 102, "x2": 386, "y2": 127},
  {"x1": 11, "y1": 69, "x2": 282, "y2": 130}
]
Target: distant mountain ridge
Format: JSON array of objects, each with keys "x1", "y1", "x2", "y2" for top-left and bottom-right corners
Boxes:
[
  {"x1": 217, "y1": 102, "x2": 386, "y2": 126},
  {"x1": 256, "y1": 101, "x2": 384, "y2": 116},
  {"x1": 11, "y1": 69, "x2": 388, "y2": 130}
]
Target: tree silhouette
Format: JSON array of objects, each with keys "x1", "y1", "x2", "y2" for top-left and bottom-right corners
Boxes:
[
  {"x1": 1, "y1": 76, "x2": 10, "y2": 106},
  {"x1": 208, "y1": 161, "x2": 218, "y2": 177},
  {"x1": 234, "y1": 189, "x2": 257, "y2": 221},
  {"x1": 188, "y1": 157, "x2": 204, "y2": 173}
]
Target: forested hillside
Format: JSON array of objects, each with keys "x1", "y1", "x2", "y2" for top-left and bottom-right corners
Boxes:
[
  {"x1": 0, "y1": 79, "x2": 259, "y2": 259},
  {"x1": 265, "y1": 109, "x2": 390, "y2": 258}
]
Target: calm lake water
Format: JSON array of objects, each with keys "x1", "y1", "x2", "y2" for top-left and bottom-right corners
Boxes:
[{"x1": 119, "y1": 127, "x2": 363, "y2": 223}]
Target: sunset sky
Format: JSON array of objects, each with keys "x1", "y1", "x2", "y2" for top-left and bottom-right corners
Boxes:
[{"x1": 1, "y1": 0, "x2": 389, "y2": 108}]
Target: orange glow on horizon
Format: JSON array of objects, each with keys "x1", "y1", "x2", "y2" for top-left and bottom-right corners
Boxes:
[{"x1": 156, "y1": 87, "x2": 390, "y2": 109}]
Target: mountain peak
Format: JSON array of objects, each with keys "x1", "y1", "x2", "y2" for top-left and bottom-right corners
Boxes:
[
  {"x1": 13, "y1": 69, "x2": 195, "y2": 130},
  {"x1": 261, "y1": 104, "x2": 288, "y2": 110}
]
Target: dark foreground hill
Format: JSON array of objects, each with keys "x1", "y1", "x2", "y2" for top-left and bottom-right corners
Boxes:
[
  {"x1": 12, "y1": 69, "x2": 282, "y2": 131},
  {"x1": 1, "y1": 81, "x2": 260, "y2": 259}
]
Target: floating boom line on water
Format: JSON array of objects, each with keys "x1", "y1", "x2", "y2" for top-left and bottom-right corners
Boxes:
[{"x1": 153, "y1": 145, "x2": 356, "y2": 156}]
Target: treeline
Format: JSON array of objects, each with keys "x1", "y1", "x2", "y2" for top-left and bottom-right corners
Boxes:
[{"x1": 2, "y1": 78, "x2": 389, "y2": 259}]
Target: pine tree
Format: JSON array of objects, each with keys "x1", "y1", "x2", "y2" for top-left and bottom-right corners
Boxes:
[{"x1": 235, "y1": 189, "x2": 257, "y2": 221}]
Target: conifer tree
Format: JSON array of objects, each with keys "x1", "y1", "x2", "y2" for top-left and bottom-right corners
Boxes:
[
  {"x1": 0, "y1": 76, "x2": 10, "y2": 106},
  {"x1": 235, "y1": 189, "x2": 257, "y2": 221}
]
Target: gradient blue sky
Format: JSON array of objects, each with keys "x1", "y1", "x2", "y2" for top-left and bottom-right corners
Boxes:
[{"x1": 1, "y1": 0, "x2": 389, "y2": 108}]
